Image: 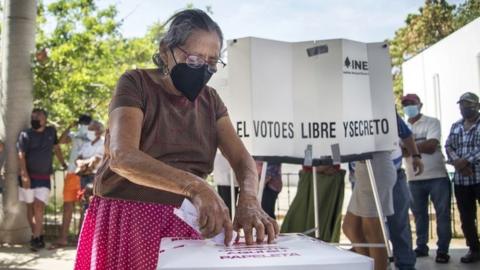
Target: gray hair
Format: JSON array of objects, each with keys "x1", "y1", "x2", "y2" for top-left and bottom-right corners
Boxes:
[
  {"x1": 153, "y1": 9, "x2": 223, "y2": 69},
  {"x1": 90, "y1": 120, "x2": 104, "y2": 134}
]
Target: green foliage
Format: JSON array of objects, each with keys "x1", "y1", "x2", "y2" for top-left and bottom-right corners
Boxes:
[
  {"x1": 389, "y1": 0, "x2": 456, "y2": 102},
  {"x1": 33, "y1": 0, "x2": 160, "y2": 128},
  {"x1": 454, "y1": 0, "x2": 480, "y2": 28},
  {"x1": 389, "y1": 0, "x2": 480, "y2": 104}
]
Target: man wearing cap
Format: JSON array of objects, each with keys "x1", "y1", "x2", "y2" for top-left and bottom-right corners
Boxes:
[
  {"x1": 445, "y1": 92, "x2": 480, "y2": 263},
  {"x1": 401, "y1": 93, "x2": 452, "y2": 263}
]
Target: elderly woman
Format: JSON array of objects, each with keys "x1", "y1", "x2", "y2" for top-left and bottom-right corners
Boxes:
[{"x1": 74, "y1": 9, "x2": 278, "y2": 270}]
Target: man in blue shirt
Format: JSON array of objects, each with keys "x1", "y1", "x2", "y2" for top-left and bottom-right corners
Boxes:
[{"x1": 344, "y1": 114, "x2": 423, "y2": 270}]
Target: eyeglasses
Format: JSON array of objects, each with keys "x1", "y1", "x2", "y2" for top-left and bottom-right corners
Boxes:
[{"x1": 173, "y1": 46, "x2": 226, "y2": 73}]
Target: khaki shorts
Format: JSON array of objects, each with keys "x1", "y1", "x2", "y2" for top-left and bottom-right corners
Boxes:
[{"x1": 347, "y1": 151, "x2": 396, "y2": 217}]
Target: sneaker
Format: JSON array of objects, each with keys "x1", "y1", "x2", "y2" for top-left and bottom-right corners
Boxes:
[
  {"x1": 435, "y1": 252, "x2": 450, "y2": 263},
  {"x1": 414, "y1": 248, "x2": 429, "y2": 257},
  {"x1": 460, "y1": 250, "x2": 480, "y2": 263}
]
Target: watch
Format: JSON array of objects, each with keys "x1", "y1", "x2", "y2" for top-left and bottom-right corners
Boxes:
[{"x1": 412, "y1": 154, "x2": 422, "y2": 159}]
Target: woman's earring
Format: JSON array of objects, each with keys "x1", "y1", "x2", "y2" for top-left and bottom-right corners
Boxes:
[{"x1": 162, "y1": 66, "x2": 170, "y2": 75}]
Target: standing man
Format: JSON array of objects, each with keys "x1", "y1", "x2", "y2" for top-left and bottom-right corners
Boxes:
[
  {"x1": 17, "y1": 108, "x2": 67, "y2": 250},
  {"x1": 76, "y1": 120, "x2": 104, "y2": 210},
  {"x1": 256, "y1": 161, "x2": 282, "y2": 219},
  {"x1": 401, "y1": 93, "x2": 452, "y2": 263},
  {"x1": 51, "y1": 114, "x2": 91, "y2": 249},
  {"x1": 445, "y1": 92, "x2": 480, "y2": 263}
]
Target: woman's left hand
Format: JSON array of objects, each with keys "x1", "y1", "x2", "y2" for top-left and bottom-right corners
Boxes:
[{"x1": 233, "y1": 194, "x2": 279, "y2": 245}]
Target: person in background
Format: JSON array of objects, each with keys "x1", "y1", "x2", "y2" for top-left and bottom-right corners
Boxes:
[
  {"x1": 256, "y1": 161, "x2": 282, "y2": 219},
  {"x1": 343, "y1": 114, "x2": 423, "y2": 270},
  {"x1": 386, "y1": 115, "x2": 421, "y2": 270},
  {"x1": 17, "y1": 108, "x2": 67, "y2": 251},
  {"x1": 50, "y1": 114, "x2": 92, "y2": 249},
  {"x1": 401, "y1": 93, "x2": 451, "y2": 263},
  {"x1": 75, "y1": 120, "x2": 105, "y2": 210},
  {"x1": 445, "y1": 92, "x2": 480, "y2": 263}
]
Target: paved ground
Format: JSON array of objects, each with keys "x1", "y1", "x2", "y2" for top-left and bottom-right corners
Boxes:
[
  {"x1": 0, "y1": 244, "x2": 76, "y2": 269},
  {"x1": 1, "y1": 243, "x2": 480, "y2": 269}
]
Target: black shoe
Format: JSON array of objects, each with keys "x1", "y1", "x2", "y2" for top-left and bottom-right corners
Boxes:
[
  {"x1": 460, "y1": 250, "x2": 480, "y2": 263},
  {"x1": 435, "y1": 252, "x2": 450, "y2": 263},
  {"x1": 29, "y1": 236, "x2": 37, "y2": 251},
  {"x1": 414, "y1": 248, "x2": 429, "y2": 257},
  {"x1": 38, "y1": 235, "x2": 45, "y2": 249},
  {"x1": 30, "y1": 236, "x2": 45, "y2": 250}
]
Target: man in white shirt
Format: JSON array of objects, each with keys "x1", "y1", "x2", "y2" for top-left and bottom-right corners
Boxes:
[
  {"x1": 51, "y1": 114, "x2": 91, "y2": 248},
  {"x1": 76, "y1": 120, "x2": 105, "y2": 206},
  {"x1": 402, "y1": 93, "x2": 452, "y2": 263}
]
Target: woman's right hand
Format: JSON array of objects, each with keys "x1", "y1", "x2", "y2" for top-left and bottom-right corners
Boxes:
[{"x1": 189, "y1": 182, "x2": 233, "y2": 245}]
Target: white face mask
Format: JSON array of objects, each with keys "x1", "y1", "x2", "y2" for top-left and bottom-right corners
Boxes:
[
  {"x1": 86, "y1": 130, "x2": 97, "y2": 141},
  {"x1": 78, "y1": 125, "x2": 88, "y2": 137}
]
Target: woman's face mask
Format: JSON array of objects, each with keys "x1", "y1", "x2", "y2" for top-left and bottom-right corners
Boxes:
[
  {"x1": 170, "y1": 64, "x2": 213, "y2": 102},
  {"x1": 168, "y1": 47, "x2": 215, "y2": 102}
]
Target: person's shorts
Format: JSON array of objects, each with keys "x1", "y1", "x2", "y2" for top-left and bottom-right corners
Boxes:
[
  {"x1": 63, "y1": 172, "x2": 81, "y2": 202},
  {"x1": 18, "y1": 187, "x2": 50, "y2": 204},
  {"x1": 347, "y1": 151, "x2": 396, "y2": 217}
]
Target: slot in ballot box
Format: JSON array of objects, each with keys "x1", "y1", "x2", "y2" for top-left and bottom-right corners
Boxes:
[{"x1": 157, "y1": 233, "x2": 373, "y2": 270}]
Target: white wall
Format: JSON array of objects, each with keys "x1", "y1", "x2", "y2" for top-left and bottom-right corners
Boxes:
[{"x1": 403, "y1": 18, "x2": 480, "y2": 159}]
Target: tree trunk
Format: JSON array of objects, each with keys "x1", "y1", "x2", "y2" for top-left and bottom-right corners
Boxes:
[{"x1": 0, "y1": 0, "x2": 37, "y2": 244}]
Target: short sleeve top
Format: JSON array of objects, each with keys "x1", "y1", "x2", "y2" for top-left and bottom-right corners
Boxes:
[{"x1": 94, "y1": 69, "x2": 228, "y2": 205}]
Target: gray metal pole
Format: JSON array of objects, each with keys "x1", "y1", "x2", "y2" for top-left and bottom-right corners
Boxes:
[
  {"x1": 365, "y1": 159, "x2": 393, "y2": 260},
  {"x1": 312, "y1": 166, "x2": 320, "y2": 238}
]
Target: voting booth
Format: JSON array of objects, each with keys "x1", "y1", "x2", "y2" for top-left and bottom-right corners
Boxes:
[
  {"x1": 214, "y1": 37, "x2": 398, "y2": 162},
  {"x1": 157, "y1": 234, "x2": 373, "y2": 270},
  {"x1": 204, "y1": 37, "x2": 399, "y2": 268}
]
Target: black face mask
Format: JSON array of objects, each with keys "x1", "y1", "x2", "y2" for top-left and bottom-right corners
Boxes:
[
  {"x1": 31, "y1": 120, "x2": 41, "y2": 130},
  {"x1": 461, "y1": 107, "x2": 479, "y2": 119},
  {"x1": 170, "y1": 63, "x2": 213, "y2": 102}
]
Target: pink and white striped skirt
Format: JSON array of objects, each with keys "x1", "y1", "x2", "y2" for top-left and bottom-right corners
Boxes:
[{"x1": 75, "y1": 196, "x2": 200, "y2": 270}]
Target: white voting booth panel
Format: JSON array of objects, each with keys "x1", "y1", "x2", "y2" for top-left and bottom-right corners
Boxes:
[
  {"x1": 157, "y1": 234, "x2": 373, "y2": 270},
  {"x1": 222, "y1": 37, "x2": 398, "y2": 159}
]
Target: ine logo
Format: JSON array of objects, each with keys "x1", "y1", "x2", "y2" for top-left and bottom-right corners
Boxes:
[{"x1": 343, "y1": 57, "x2": 369, "y2": 75}]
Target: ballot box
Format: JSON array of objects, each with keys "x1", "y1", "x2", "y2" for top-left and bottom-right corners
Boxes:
[{"x1": 157, "y1": 233, "x2": 373, "y2": 270}]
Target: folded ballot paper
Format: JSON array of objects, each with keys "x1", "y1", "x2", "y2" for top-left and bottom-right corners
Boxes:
[
  {"x1": 157, "y1": 233, "x2": 373, "y2": 270},
  {"x1": 173, "y1": 199, "x2": 237, "y2": 246}
]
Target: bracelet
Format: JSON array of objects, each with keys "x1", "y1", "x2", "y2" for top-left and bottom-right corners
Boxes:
[{"x1": 412, "y1": 154, "x2": 422, "y2": 159}]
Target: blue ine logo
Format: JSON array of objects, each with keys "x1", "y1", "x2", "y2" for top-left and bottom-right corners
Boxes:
[{"x1": 343, "y1": 57, "x2": 369, "y2": 75}]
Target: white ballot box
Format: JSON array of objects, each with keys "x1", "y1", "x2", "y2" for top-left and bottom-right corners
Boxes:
[{"x1": 157, "y1": 233, "x2": 373, "y2": 270}]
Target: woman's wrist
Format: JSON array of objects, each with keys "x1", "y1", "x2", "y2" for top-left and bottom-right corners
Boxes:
[
  {"x1": 182, "y1": 177, "x2": 208, "y2": 198},
  {"x1": 238, "y1": 192, "x2": 257, "y2": 203}
]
